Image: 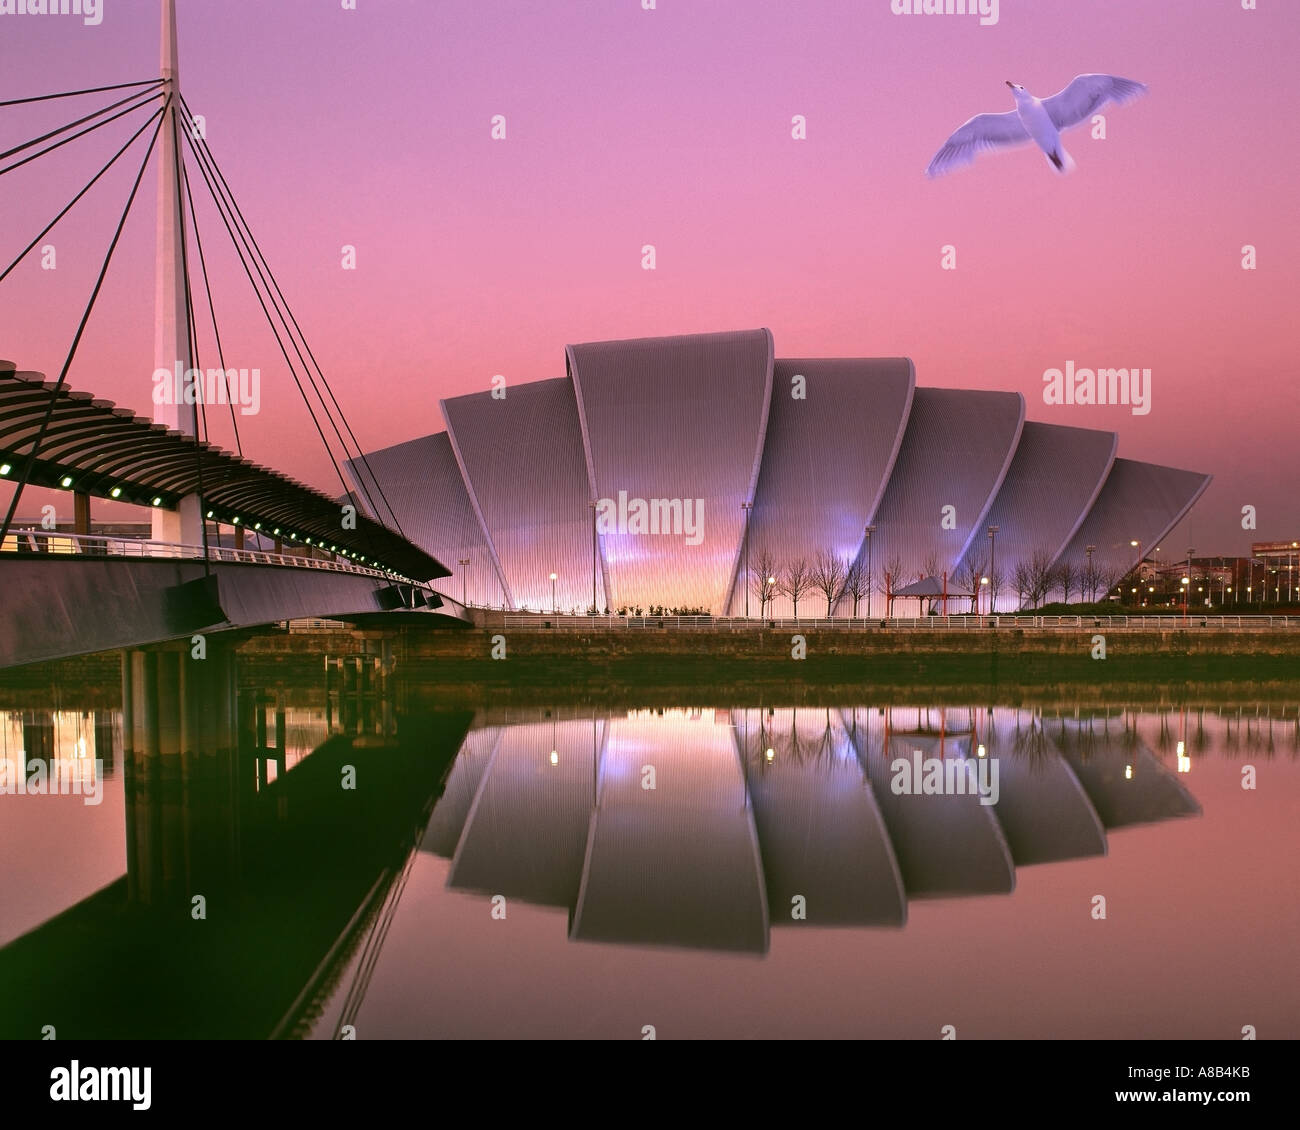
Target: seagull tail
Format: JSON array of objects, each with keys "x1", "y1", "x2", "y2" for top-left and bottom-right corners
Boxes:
[{"x1": 1047, "y1": 146, "x2": 1076, "y2": 175}]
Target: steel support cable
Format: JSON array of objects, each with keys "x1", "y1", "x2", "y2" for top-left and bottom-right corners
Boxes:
[
  {"x1": 178, "y1": 121, "x2": 358, "y2": 513},
  {"x1": 180, "y1": 96, "x2": 405, "y2": 537},
  {"x1": 0, "y1": 78, "x2": 163, "y2": 109},
  {"x1": 0, "y1": 103, "x2": 165, "y2": 285},
  {"x1": 0, "y1": 86, "x2": 162, "y2": 171},
  {"x1": 179, "y1": 111, "x2": 396, "y2": 536},
  {"x1": 180, "y1": 152, "x2": 242, "y2": 456},
  {"x1": 0, "y1": 102, "x2": 169, "y2": 545}
]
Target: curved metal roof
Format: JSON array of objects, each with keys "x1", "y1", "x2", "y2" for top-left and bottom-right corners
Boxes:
[
  {"x1": 853, "y1": 386, "x2": 1025, "y2": 595},
  {"x1": 441, "y1": 377, "x2": 598, "y2": 613},
  {"x1": 345, "y1": 431, "x2": 498, "y2": 603},
  {"x1": 1056, "y1": 456, "x2": 1212, "y2": 579},
  {"x1": 733, "y1": 357, "x2": 914, "y2": 616},
  {"x1": 567, "y1": 329, "x2": 774, "y2": 614},
  {"x1": 0, "y1": 363, "x2": 448, "y2": 581},
  {"x1": 961, "y1": 420, "x2": 1118, "y2": 577}
]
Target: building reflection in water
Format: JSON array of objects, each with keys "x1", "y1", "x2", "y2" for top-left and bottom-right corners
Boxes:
[{"x1": 426, "y1": 704, "x2": 1204, "y2": 955}]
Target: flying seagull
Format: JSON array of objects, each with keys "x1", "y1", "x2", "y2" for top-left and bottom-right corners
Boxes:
[{"x1": 925, "y1": 74, "x2": 1148, "y2": 178}]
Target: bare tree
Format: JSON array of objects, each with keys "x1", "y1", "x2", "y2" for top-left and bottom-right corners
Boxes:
[
  {"x1": 813, "y1": 550, "x2": 847, "y2": 618},
  {"x1": 958, "y1": 555, "x2": 985, "y2": 614},
  {"x1": 1106, "y1": 564, "x2": 1135, "y2": 603},
  {"x1": 922, "y1": 549, "x2": 940, "y2": 581},
  {"x1": 780, "y1": 557, "x2": 813, "y2": 620},
  {"x1": 843, "y1": 558, "x2": 869, "y2": 617},
  {"x1": 1081, "y1": 556, "x2": 1101, "y2": 602},
  {"x1": 1055, "y1": 559, "x2": 1080, "y2": 605},
  {"x1": 751, "y1": 549, "x2": 780, "y2": 618},
  {"x1": 1025, "y1": 548, "x2": 1055, "y2": 609},
  {"x1": 878, "y1": 555, "x2": 904, "y2": 616},
  {"x1": 1013, "y1": 559, "x2": 1031, "y2": 610}
]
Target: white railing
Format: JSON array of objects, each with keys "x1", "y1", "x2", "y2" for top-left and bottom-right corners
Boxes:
[
  {"x1": 475, "y1": 611, "x2": 1297, "y2": 631},
  {"x1": 0, "y1": 529, "x2": 410, "y2": 583}
]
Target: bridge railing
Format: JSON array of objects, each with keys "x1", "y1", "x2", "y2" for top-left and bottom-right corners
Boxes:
[
  {"x1": 0, "y1": 529, "x2": 410, "y2": 583},
  {"x1": 474, "y1": 611, "x2": 1297, "y2": 631}
]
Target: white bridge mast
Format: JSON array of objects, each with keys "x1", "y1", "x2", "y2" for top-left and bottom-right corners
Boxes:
[{"x1": 152, "y1": 0, "x2": 203, "y2": 545}]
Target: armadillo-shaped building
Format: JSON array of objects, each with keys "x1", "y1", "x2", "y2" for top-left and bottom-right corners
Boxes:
[{"x1": 347, "y1": 329, "x2": 1210, "y2": 615}]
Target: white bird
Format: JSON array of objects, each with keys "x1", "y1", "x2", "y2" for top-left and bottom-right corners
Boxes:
[{"x1": 925, "y1": 74, "x2": 1148, "y2": 178}]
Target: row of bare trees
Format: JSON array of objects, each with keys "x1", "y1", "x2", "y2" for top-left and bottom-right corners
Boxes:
[
  {"x1": 747, "y1": 545, "x2": 1131, "y2": 617},
  {"x1": 749, "y1": 548, "x2": 904, "y2": 618}
]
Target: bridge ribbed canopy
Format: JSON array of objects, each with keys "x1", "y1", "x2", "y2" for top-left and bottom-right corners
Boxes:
[{"x1": 0, "y1": 363, "x2": 449, "y2": 581}]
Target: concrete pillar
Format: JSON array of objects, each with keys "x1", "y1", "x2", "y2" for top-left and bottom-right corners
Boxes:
[{"x1": 73, "y1": 491, "x2": 91, "y2": 536}]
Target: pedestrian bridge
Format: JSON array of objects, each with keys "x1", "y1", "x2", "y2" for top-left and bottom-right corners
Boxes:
[{"x1": 0, "y1": 531, "x2": 466, "y2": 670}]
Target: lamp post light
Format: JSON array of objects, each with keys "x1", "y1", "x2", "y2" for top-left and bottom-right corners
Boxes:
[
  {"x1": 458, "y1": 557, "x2": 470, "y2": 608},
  {"x1": 550, "y1": 572, "x2": 558, "y2": 613},
  {"x1": 1085, "y1": 544, "x2": 1096, "y2": 601},
  {"x1": 980, "y1": 575, "x2": 989, "y2": 616},
  {"x1": 741, "y1": 501, "x2": 753, "y2": 619},
  {"x1": 766, "y1": 575, "x2": 776, "y2": 619},
  {"x1": 865, "y1": 524, "x2": 876, "y2": 620},
  {"x1": 588, "y1": 500, "x2": 598, "y2": 613},
  {"x1": 987, "y1": 526, "x2": 999, "y2": 613}
]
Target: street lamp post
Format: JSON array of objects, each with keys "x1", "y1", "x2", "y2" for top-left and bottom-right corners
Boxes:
[
  {"x1": 1085, "y1": 544, "x2": 1096, "y2": 601},
  {"x1": 987, "y1": 526, "x2": 999, "y2": 613},
  {"x1": 550, "y1": 571, "x2": 557, "y2": 614},
  {"x1": 865, "y1": 524, "x2": 876, "y2": 620},
  {"x1": 458, "y1": 557, "x2": 470, "y2": 608},
  {"x1": 1185, "y1": 547, "x2": 1194, "y2": 625},
  {"x1": 980, "y1": 575, "x2": 990, "y2": 617},
  {"x1": 588, "y1": 500, "x2": 598, "y2": 614},
  {"x1": 741, "y1": 501, "x2": 752, "y2": 619}
]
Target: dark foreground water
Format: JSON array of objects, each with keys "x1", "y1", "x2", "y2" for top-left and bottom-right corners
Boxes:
[{"x1": 1, "y1": 658, "x2": 1297, "y2": 1040}]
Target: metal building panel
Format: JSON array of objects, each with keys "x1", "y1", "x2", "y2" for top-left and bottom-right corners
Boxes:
[
  {"x1": 441, "y1": 377, "x2": 600, "y2": 613},
  {"x1": 850, "y1": 387, "x2": 1024, "y2": 604},
  {"x1": 1056, "y1": 457, "x2": 1212, "y2": 583},
  {"x1": 566, "y1": 329, "x2": 774, "y2": 614},
  {"x1": 731, "y1": 358, "x2": 914, "y2": 617}
]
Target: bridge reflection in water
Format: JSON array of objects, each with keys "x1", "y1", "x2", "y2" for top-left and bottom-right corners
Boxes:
[
  {"x1": 0, "y1": 674, "x2": 1208, "y2": 1038},
  {"x1": 0, "y1": 643, "x2": 471, "y2": 1039}
]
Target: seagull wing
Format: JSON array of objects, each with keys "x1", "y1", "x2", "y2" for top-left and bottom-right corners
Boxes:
[
  {"x1": 1042, "y1": 74, "x2": 1148, "y2": 131},
  {"x1": 925, "y1": 111, "x2": 1031, "y2": 178}
]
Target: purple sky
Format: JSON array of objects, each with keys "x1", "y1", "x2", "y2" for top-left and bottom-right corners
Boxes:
[{"x1": 1, "y1": 0, "x2": 1297, "y2": 556}]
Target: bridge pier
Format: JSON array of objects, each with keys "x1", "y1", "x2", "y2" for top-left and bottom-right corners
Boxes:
[{"x1": 121, "y1": 640, "x2": 242, "y2": 909}]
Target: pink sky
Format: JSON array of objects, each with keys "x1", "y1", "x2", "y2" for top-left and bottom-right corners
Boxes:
[{"x1": 1, "y1": 0, "x2": 1296, "y2": 556}]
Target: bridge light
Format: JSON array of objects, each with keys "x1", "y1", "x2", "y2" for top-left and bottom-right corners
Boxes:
[
  {"x1": 60, "y1": 476, "x2": 74, "y2": 488},
  {"x1": 273, "y1": 528, "x2": 280, "y2": 536},
  {"x1": 206, "y1": 511, "x2": 214, "y2": 518},
  {"x1": 0, "y1": 463, "x2": 10, "y2": 476},
  {"x1": 233, "y1": 516, "x2": 241, "y2": 525},
  {"x1": 152, "y1": 497, "x2": 163, "y2": 507},
  {"x1": 254, "y1": 523, "x2": 262, "y2": 530},
  {"x1": 110, "y1": 487, "x2": 122, "y2": 499}
]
